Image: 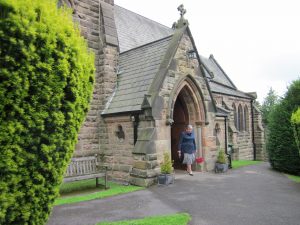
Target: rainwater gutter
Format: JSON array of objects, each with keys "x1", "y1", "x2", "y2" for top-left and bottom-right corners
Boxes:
[{"x1": 251, "y1": 100, "x2": 257, "y2": 160}]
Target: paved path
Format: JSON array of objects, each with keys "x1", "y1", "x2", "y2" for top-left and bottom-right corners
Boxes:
[{"x1": 48, "y1": 163, "x2": 300, "y2": 225}]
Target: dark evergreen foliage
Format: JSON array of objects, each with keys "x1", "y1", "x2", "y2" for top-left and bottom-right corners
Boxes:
[
  {"x1": 0, "y1": 0, "x2": 95, "y2": 224},
  {"x1": 261, "y1": 87, "x2": 279, "y2": 126},
  {"x1": 291, "y1": 108, "x2": 300, "y2": 152},
  {"x1": 267, "y1": 79, "x2": 300, "y2": 175}
]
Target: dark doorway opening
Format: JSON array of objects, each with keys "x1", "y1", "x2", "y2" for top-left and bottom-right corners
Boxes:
[{"x1": 171, "y1": 95, "x2": 189, "y2": 170}]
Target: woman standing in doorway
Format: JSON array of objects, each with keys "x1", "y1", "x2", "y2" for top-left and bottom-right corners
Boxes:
[{"x1": 178, "y1": 125, "x2": 197, "y2": 176}]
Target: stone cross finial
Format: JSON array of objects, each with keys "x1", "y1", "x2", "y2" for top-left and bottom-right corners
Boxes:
[
  {"x1": 177, "y1": 4, "x2": 186, "y2": 17},
  {"x1": 172, "y1": 4, "x2": 188, "y2": 29}
]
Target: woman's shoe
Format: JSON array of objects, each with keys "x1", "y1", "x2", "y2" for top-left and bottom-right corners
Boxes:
[{"x1": 189, "y1": 171, "x2": 193, "y2": 176}]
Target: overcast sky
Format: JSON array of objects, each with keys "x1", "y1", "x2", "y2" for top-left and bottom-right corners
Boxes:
[{"x1": 115, "y1": 0, "x2": 300, "y2": 103}]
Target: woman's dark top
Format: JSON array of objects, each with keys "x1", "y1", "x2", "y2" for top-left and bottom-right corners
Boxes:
[{"x1": 178, "y1": 131, "x2": 196, "y2": 154}]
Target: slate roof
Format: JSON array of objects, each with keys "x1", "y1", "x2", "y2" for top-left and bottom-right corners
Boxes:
[
  {"x1": 209, "y1": 82, "x2": 252, "y2": 99},
  {"x1": 216, "y1": 105, "x2": 231, "y2": 117},
  {"x1": 102, "y1": 36, "x2": 173, "y2": 115},
  {"x1": 200, "y1": 55, "x2": 236, "y2": 88},
  {"x1": 200, "y1": 55, "x2": 253, "y2": 99},
  {"x1": 114, "y1": 5, "x2": 174, "y2": 53}
]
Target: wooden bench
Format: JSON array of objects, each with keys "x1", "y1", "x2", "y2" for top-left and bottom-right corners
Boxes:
[{"x1": 63, "y1": 155, "x2": 108, "y2": 189}]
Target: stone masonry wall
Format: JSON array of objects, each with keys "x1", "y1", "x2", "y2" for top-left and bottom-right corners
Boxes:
[
  {"x1": 129, "y1": 113, "x2": 161, "y2": 187},
  {"x1": 70, "y1": 0, "x2": 119, "y2": 160},
  {"x1": 97, "y1": 43, "x2": 118, "y2": 160},
  {"x1": 72, "y1": 0, "x2": 104, "y2": 157},
  {"x1": 102, "y1": 115, "x2": 134, "y2": 181},
  {"x1": 253, "y1": 106, "x2": 266, "y2": 161},
  {"x1": 213, "y1": 93, "x2": 254, "y2": 160},
  {"x1": 214, "y1": 117, "x2": 226, "y2": 151}
]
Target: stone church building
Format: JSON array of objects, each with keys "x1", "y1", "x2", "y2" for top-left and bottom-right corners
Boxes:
[{"x1": 61, "y1": 0, "x2": 265, "y2": 186}]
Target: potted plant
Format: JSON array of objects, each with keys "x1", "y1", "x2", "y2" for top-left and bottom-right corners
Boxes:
[
  {"x1": 195, "y1": 156, "x2": 204, "y2": 171},
  {"x1": 215, "y1": 149, "x2": 228, "y2": 173},
  {"x1": 158, "y1": 152, "x2": 174, "y2": 185}
]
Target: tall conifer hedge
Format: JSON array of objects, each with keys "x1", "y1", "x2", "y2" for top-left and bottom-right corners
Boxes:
[
  {"x1": 267, "y1": 79, "x2": 300, "y2": 175},
  {"x1": 0, "y1": 0, "x2": 95, "y2": 224},
  {"x1": 291, "y1": 108, "x2": 300, "y2": 153}
]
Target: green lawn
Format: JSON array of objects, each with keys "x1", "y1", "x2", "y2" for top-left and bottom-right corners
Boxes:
[
  {"x1": 286, "y1": 174, "x2": 300, "y2": 183},
  {"x1": 97, "y1": 213, "x2": 191, "y2": 225},
  {"x1": 55, "y1": 179, "x2": 144, "y2": 206},
  {"x1": 59, "y1": 178, "x2": 106, "y2": 194},
  {"x1": 232, "y1": 160, "x2": 262, "y2": 169}
]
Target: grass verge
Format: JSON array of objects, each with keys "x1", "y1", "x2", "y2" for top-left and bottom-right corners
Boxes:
[
  {"x1": 232, "y1": 160, "x2": 262, "y2": 169},
  {"x1": 286, "y1": 174, "x2": 300, "y2": 183},
  {"x1": 55, "y1": 179, "x2": 144, "y2": 206},
  {"x1": 59, "y1": 179, "x2": 104, "y2": 194},
  {"x1": 97, "y1": 213, "x2": 191, "y2": 225}
]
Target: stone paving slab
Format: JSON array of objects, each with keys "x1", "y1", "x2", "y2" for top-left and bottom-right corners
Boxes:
[{"x1": 48, "y1": 163, "x2": 300, "y2": 225}]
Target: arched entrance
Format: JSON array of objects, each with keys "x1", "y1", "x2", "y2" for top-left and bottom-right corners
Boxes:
[
  {"x1": 171, "y1": 94, "x2": 189, "y2": 169},
  {"x1": 169, "y1": 78, "x2": 206, "y2": 170}
]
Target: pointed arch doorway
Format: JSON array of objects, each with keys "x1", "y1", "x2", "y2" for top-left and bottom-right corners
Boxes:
[
  {"x1": 171, "y1": 94, "x2": 189, "y2": 169},
  {"x1": 170, "y1": 79, "x2": 206, "y2": 170}
]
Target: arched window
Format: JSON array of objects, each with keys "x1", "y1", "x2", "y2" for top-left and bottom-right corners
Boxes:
[
  {"x1": 232, "y1": 103, "x2": 238, "y2": 130},
  {"x1": 238, "y1": 104, "x2": 243, "y2": 131},
  {"x1": 244, "y1": 105, "x2": 249, "y2": 131}
]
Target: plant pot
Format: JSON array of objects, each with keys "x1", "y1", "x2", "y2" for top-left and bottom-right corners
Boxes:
[
  {"x1": 157, "y1": 173, "x2": 174, "y2": 185},
  {"x1": 215, "y1": 163, "x2": 228, "y2": 173},
  {"x1": 195, "y1": 163, "x2": 202, "y2": 171}
]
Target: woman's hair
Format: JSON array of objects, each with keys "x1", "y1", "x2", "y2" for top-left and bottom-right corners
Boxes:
[{"x1": 186, "y1": 124, "x2": 193, "y2": 129}]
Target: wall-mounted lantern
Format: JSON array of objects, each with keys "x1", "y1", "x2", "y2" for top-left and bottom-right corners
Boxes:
[{"x1": 187, "y1": 49, "x2": 197, "y2": 59}]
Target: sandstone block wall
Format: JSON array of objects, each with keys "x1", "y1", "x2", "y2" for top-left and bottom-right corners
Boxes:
[
  {"x1": 213, "y1": 93, "x2": 254, "y2": 160},
  {"x1": 102, "y1": 115, "x2": 134, "y2": 181},
  {"x1": 72, "y1": 0, "x2": 103, "y2": 157},
  {"x1": 253, "y1": 106, "x2": 266, "y2": 161},
  {"x1": 70, "y1": 0, "x2": 119, "y2": 160}
]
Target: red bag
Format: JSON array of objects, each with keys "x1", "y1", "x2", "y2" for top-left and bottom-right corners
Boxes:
[{"x1": 195, "y1": 157, "x2": 204, "y2": 164}]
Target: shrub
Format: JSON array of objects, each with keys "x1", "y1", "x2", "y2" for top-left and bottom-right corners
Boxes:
[
  {"x1": 216, "y1": 149, "x2": 227, "y2": 164},
  {"x1": 161, "y1": 152, "x2": 173, "y2": 174},
  {"x1": 291, "y1": 107, "x2": 300, "y2": 153},
  {"x1": 0, "y1": 0, "x2": 95, "y2": 224},
  {"x1": 267, "y1": 79, "x2": 300, "y2": 175},
  {"x1": 261, "y1": 87, "x2": 280, "y2": 126}
]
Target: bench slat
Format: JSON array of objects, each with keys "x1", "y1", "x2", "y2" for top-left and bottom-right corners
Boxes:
[{"x1": 63, "y1": 173, "x2": 106, "y2": 183}]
